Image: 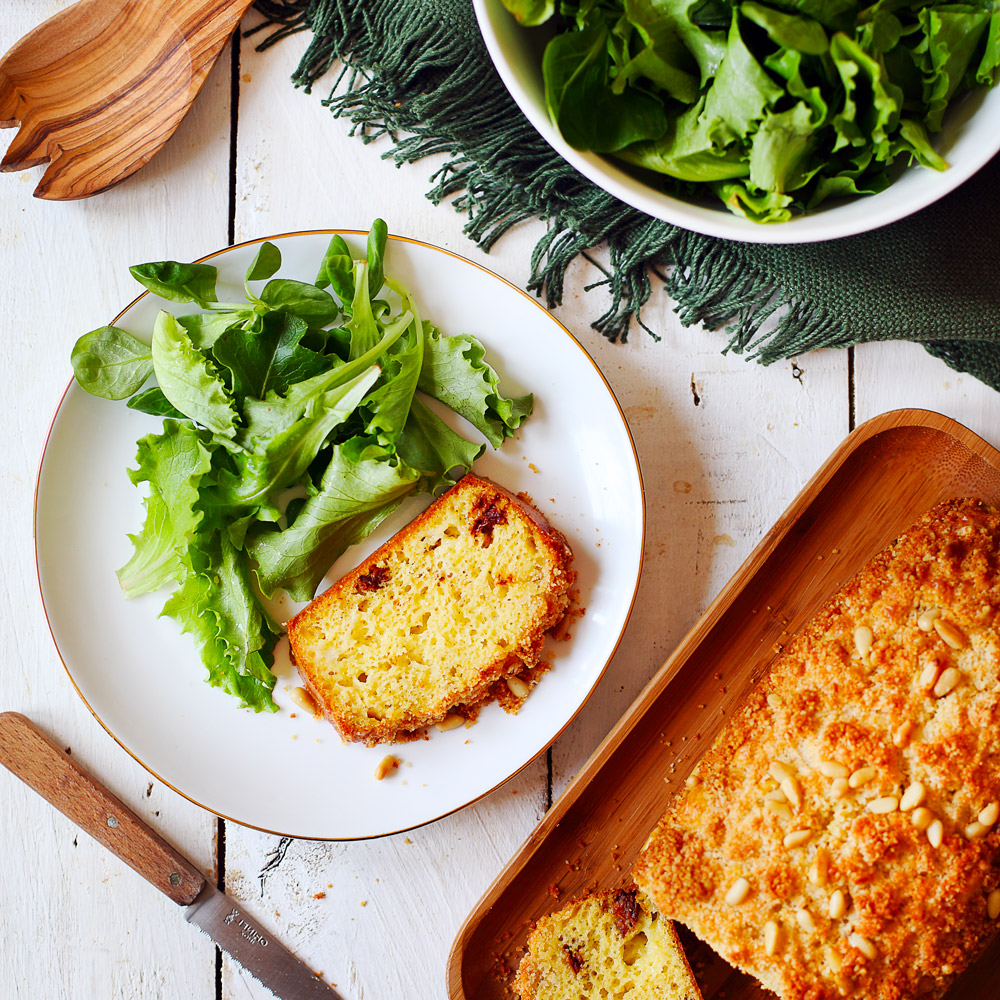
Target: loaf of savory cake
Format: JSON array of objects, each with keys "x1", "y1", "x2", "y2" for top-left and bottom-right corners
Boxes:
[
  {"x1": 515, "y1": 887, "x2": 702, "y2": 1000},
  {"x1": 286, "y1": 473, "x2": 574, "y2": 745},
  {"x1": 634, "y1": 498, "x2": 1000, "y2": 1000}
]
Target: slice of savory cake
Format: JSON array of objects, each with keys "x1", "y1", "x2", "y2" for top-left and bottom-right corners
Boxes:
[
  {"x1": 286, "y1": 473, "x2": 574, "y2": 745},
  {"x1": 515, "y1": 887, "x2": 703, "y2": 1000}
]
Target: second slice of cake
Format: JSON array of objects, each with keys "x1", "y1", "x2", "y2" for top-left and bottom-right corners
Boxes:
[{"x1": 286, "y1": 473, "x2": 575, "y2": 745}]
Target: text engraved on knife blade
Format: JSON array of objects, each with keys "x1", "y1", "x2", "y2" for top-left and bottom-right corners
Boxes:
[{"x1": 224, "y1": 907, "x2": 270, "y2": 946}]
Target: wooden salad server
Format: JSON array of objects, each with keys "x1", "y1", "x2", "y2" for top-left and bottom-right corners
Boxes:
[{"x1": 0, "y1": 0, "x2": 255, "y2": 200}]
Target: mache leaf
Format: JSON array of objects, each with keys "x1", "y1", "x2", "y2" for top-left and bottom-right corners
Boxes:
[
  {"x1": 126, "y1": 388, "x2": 187, "y2": 419},
  {"x1": 71, "y1": 326, "x2": 153, "y2": 400},
  {"x1": 315, "y1": 234, "x2": 356, "y2": 305},
  {"x1": 130, "y1": 261, "x2": 219, "y2": 307},
  {"x1": 245, "y1": 241, "x2": 282, "y2": 283},
  {"x1": 260, "y1": 279, "x2": 340, "y2": 327}
]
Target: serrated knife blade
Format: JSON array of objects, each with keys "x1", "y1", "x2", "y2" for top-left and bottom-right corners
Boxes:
[
  {"x1": 185, "y1": 882, "x2": 341, "y2": 999},
  {"x1": 0, "y1": 712, "x2": 345, "y2": 1000}
]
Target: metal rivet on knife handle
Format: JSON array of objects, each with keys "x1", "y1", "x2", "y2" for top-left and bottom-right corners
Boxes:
[{"x1": 0, "y1": 712, "x2": 206, "y2": 905}]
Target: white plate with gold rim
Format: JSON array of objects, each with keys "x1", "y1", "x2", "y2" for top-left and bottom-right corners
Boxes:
[{"x1": 34, "y1": 230, "x2": 644, "y2": 840}]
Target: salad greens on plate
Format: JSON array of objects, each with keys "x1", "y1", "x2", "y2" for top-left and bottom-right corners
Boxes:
[
  {"x1": 70, "y1": 222, "x2": 532, "y2": 713},
  {"x1": 501, "y1": 0, "x2": 1000, "y2": 221}
]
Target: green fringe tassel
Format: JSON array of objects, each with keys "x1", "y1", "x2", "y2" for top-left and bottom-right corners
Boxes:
[{"x1": 248, "y1": 0, "x2": 848, "y2": 359}]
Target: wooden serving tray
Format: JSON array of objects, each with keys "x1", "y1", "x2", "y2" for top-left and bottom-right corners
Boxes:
[{"x1": 448, "y1": 408, "x2": 1000, "y2": 1000}]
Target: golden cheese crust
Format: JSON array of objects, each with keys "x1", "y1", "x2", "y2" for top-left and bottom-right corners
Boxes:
[{"x1": 633, "y1": 498, "x2": 1000, "y2": 1000}]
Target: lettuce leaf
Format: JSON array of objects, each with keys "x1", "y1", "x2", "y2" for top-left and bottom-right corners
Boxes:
[
  {"x1": 151, "y1": 311, "x2": 239, "y2": 441},
  {"x1": 161, "y1": 532, "x2": 281, "y2": 712},
  {"x1": 117, "y1": 421, "x2": 213, "y2": 599},
  {"x1": 418, "y1": 325, "x2": 533, "y2": 448}
]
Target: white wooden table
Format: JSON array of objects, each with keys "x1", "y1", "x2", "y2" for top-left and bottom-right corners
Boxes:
[{"x1": 2, "y1": 5, "x2": 999, "y2": 998}]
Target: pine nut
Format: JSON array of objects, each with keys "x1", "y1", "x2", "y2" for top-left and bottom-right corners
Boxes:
[
  {"x1": 911, "y1": 807, "x2": 935, "y2": 830},
  {"x1": 766, "y1": 801, "x2": 794, "y2": 822},
  {"x1": 781, "y1": 777, "x2": 803, "y2": 811},
  {"x1": 893, "y1": 721, "x2": 914, "y2": 748},
  {"x1": 828, "y1": 889, "x2": 847, "y2": 919},
  {"x1": 819, "y1": 761, "x2": 850, "y2": 779},
  {"x1": 506, "y1": 675, "x2": 530, "y2": 699},
  {"x1": 933, "y1": 667, "x2": 961, "y2": 698},
  {"x1": 809, "y1": 848, "x2": 829, "y2": 886},
  {"x1": 965, "y1": 821, "x2": 989, "y2": 840},
  {"x1": 927, "y1": 819, "x2": 944, "y2": 848},
  {"x1": 766, "y1": 693, "x2": 782, "y2": 710},
  {"x1": 289, "y1": 686, "x2": 320, "y2": 717},
  {"x1": 435, "y1": 713, "x2": 465, "y2": 732},
  {"x1": 725, "y1": 877, "x2": 751, "y2": 906},
  {"x1": 374, "y1": 755, "x2": 398, "y2": 780},
  {"x1": 849, "y1": 766, "x2": 877, "y2": 789},
  {"x1": 934, "y1": 618, "x2": 967, "y2": 649},
  {"x1": 825, "y1": 946, "x2": 843, "y2": 973},
  {"x1": 849, "y1": 933, "x2": 877, "y2": 960},
  {"x1": 763, "y1": 788, "x2": 787, "y2": 802},
  {"x1": 979, "y1": 801, "x2": 1000, "y2": 827},
  {"x1": 988, "y1": 889, "x2": 1000, "y2": 920},
  {"x1": 830, "y1": 777, "x2": 850, "y2": 800},
  {"x1": 867, "y1": 796, "x2": 899, "y2": 814},
  {"x1": 768, "y1": 760, "x2": 796, "y2": 783},
  {"x1": 783, "y1": 829, "x2": 813, "y2": 848},
  {"x1": 764, "y1": 920, "x2": 782, "y2": 956},
  {"x1": 796, "y1": 908, "x2": 816, "y2": 934},
  {"x1": 854, "y1": 625, "x2": 873, "y2": 658},
  {"x1": 900, "y1": 782, "x2": 926, "y2": 812},
  {"x1": 917, "y1": 608, "x2": 941, "y2": 631},
  {"x1": 919, "y1": 659, "x2": 942, "y2": 689}
]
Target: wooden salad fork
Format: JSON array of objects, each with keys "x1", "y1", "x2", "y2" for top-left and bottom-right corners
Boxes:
[{"x1": 0, "y1": 0, "x2": 255, "y2": 200}]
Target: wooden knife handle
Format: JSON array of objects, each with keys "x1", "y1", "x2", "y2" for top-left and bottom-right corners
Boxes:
[{"x1": 0, "y1": 712, "x2": 205, "y2": 905}]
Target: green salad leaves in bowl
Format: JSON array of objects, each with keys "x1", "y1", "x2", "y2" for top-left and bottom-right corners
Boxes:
[{"x1": 476, "y1": 0, "x2": 1000, "y2": 240}]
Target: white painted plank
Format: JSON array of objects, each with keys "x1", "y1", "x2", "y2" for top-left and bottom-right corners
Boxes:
[
  {"x1": 0, "y1": 3, "x2": 233, "y2": 995},
  {"x1": 855, "y1": 340, "x2": 1000, "y2": 447}
]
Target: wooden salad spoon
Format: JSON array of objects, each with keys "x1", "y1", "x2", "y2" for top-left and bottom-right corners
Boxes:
[{"x1": 0, "y1": 0, "x2": 255, "y2": 200}]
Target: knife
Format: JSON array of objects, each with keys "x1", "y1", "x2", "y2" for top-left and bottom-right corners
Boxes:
[{"x1": 0, "y1": 711, "x2": 344, "y2": 1000}]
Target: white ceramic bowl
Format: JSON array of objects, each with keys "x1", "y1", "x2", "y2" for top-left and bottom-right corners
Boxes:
[{"x1": 473, "y1": 0, "x2": 1000, "y2": 244}]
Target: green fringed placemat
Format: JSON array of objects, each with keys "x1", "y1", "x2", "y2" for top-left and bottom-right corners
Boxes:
[{"x1": 251, "y1": 0, "x2": 1000, "y2": 390}]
